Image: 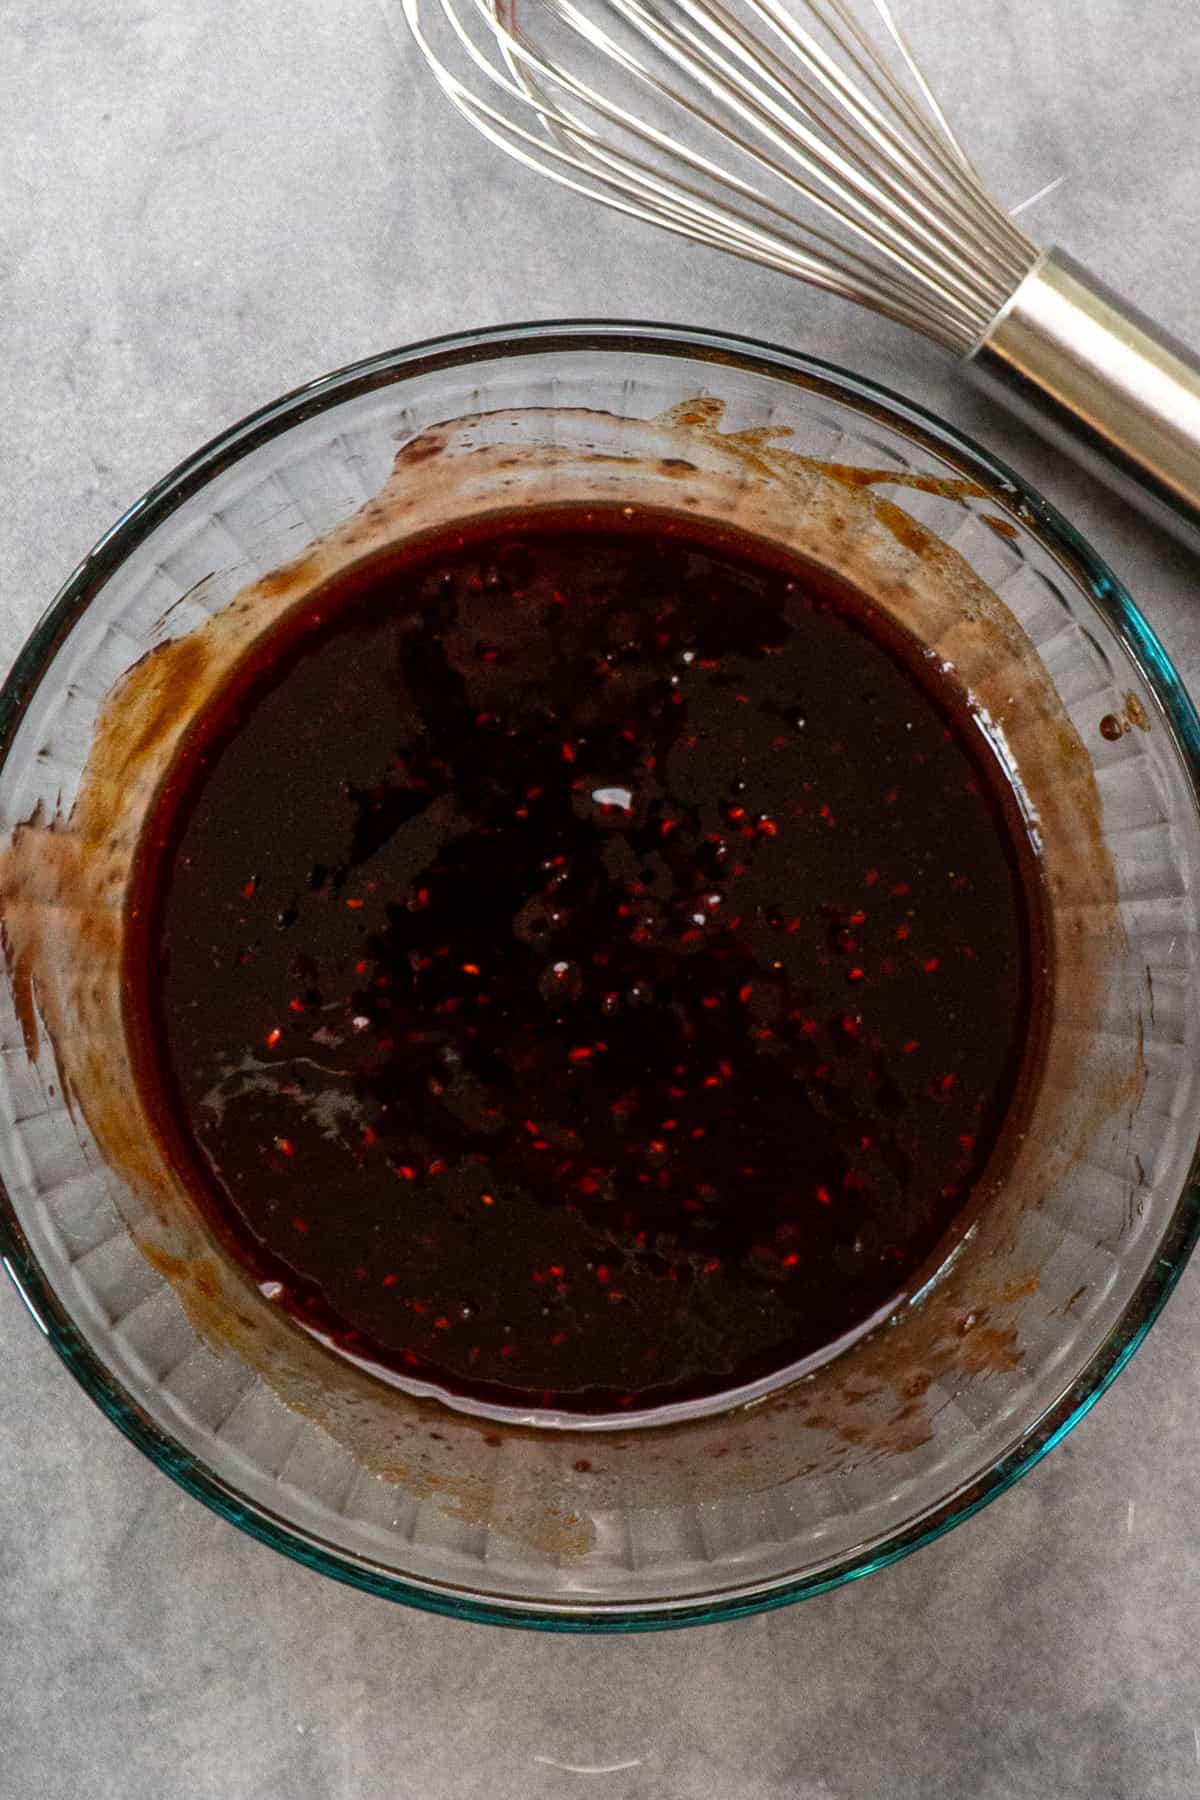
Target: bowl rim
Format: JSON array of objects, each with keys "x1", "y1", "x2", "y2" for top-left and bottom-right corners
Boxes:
[{"x1": 2, "y1": 317, "x2": 1199, "y2": 1632}]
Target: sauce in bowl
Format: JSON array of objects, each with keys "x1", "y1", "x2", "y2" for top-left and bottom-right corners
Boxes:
[{"x1": 127, "y1": 505, "x2": 1046, "y2": 1418}]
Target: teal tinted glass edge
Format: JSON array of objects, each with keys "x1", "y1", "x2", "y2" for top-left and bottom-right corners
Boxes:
[{"x1": 1, "y1": 319, "x2": 1198, "y2": 1632}]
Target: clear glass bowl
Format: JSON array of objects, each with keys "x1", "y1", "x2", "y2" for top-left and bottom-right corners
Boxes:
[{"x1": 1, "y1": 323, "x2": 1198, "y2": 1631}]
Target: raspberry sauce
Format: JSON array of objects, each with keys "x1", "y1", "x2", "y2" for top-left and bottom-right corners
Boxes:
[{"x1": 127, "y1": 507, "x2": 1046, "y2": 1417}]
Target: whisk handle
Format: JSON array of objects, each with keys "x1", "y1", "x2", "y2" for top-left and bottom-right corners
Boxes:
[{"x1": 967, "y1": 249, "x2": 1200, "y2": 552}]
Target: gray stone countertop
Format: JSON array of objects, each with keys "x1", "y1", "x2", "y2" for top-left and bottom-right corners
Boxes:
[{"x1": 3, "y1": 2, "x2": 1200, "y2": 1795}]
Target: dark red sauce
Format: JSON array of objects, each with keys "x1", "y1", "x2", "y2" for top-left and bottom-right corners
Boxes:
[{"x1": 127, "y1": 507, "x2": 1046, "y2": 1417}]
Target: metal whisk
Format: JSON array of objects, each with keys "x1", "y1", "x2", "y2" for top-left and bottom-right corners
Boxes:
[{"x1": 404, "y1": 0, "x2": 1200, "y2": 550}]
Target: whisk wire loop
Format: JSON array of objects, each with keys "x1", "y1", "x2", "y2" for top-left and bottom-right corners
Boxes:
[{"x1": 406, "y1": 0, "x2": 1039, "y2": 350}]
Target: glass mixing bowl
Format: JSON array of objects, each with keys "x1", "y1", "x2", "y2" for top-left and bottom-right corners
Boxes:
[{"x1": 1, "y1": 323, "x2": 1198, "y2": 1630}]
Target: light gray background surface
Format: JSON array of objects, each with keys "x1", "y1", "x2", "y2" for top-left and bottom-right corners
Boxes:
[{"x1": 3, "y1": 2, "x2": 1200, "y2": 1795}]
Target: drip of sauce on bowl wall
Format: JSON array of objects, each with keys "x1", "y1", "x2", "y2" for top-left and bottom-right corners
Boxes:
[{"x1": 125, "y1": 505, "x2": 1048, "y2": 1418}]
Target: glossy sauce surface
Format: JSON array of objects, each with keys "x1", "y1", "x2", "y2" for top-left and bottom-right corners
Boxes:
[{"x1": 128, "y1": 508, "x2": 1045, "y2": 1416}]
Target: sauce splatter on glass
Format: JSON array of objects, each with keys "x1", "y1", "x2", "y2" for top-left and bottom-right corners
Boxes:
[{"x1": 127, "y1": 507, "x2": 1046, "y2": 1416}]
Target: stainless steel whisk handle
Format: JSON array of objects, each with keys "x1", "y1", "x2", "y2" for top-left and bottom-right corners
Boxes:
[{"x1": 968, "y1": 250, "x2": 1200, "y2": 551}]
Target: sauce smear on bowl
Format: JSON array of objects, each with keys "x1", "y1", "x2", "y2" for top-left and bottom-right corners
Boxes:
[{"x1": 126, "y1": 506, "x2": 1046, "y2": 1418}]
